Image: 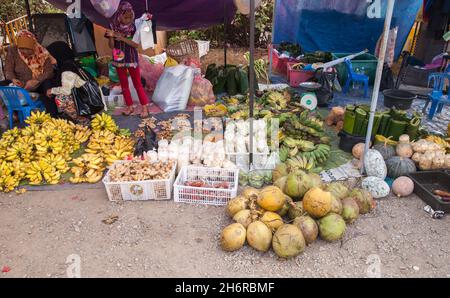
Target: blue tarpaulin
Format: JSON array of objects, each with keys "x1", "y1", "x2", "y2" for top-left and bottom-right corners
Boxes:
[{"x1": 273, "y1": 0, "x2": 422, "y2": 58}]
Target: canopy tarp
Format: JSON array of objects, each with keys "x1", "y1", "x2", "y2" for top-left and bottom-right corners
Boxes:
[
  {"x1": 46, "y1": 0, "x2": 237, "y2": 30},
  {"x1": 272, "y1": 0, "x2": 422, "y2": 58}
]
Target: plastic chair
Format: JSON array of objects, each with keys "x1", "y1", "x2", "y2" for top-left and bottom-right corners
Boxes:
[
  {"x1": 0, "y1": 86, "x2": 45, "y2": 128},
  {"x1": 342, "y1": 59, "x2": 369, "y2": 98},
  {"x1": 426, "y1": 72, "x2": 450, "y2": 120}
]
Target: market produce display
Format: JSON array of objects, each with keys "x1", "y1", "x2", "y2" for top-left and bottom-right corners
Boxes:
[
  {"x1": 410, "y1": 139, "x2": 450, "y2": 170},
  {"x1": 0, "y1": 112, "x2": 134, "y2": 192},
  {"x1": 220, "y1": 179, "x2": 376, "y2": 258}
]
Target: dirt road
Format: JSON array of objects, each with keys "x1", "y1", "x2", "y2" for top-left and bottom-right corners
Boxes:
[{"x1": 0, "y1": 187, "x2": 449, "y2": 278}]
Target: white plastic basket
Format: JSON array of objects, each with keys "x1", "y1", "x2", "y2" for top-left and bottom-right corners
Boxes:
[
  {"x1": 195, "y1": 40, "x2": 210, "y2": 58},
  {"x1": 102, "y1": 94, "x2": 125, "y2": 108},
  {"x1": 102, "y1": 160, "x2": 177, "y2": 201},
  {"x1": 174, "y1": 166, "x2": 239, "y2": 206},
  {"x1": 226, "y1": 152, "x2": 278, "y2": 171}
]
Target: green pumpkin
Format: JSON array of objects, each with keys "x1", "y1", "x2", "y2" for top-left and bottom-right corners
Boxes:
[
  {"x1": 372, "y1": 143, "x2": 396, "y2": 160},
  {"x1": 386, "y1": 156, "x2": 417, "y2": 179}
]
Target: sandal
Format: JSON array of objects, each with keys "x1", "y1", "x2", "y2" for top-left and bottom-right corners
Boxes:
[
  {"x1": 121, "y1": 106, "x2": 134, "y2": 116},
  {"x1": 140, "y1": 106, "x2": 149, "y2": 118}
]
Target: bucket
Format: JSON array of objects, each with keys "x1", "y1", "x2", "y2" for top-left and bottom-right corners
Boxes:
[
  {"x1": 383, "y1": 89, "x2": 416, "y2": 110},
  {"x1": 338, "y1": 130, "x2": 367, "y2": 153}
]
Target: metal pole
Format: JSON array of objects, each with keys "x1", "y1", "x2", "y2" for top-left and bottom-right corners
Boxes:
[
  {"x1": 268, "y1": 0, "x2": 277, "y2": 82},
  {"x1": 224, "y1": 0, "x2": 227, "y2": 66},
  {"x1": 361, "y1": 0, "x2": 396, "y2": 174},
  {"x1": 249, "y1": 0, "x2": 255, "y2": 165},
  {"x1": 24, "y1": 0, "x2": 33, "y2": 31}
]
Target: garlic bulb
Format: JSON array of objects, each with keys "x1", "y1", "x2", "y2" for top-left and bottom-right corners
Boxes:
[
  {"x1": 146, "y1": 150, "x2": 158, "y2": 163},
  {"x1": 158, "y1": 139, "x2": 169, "y2": 149}
]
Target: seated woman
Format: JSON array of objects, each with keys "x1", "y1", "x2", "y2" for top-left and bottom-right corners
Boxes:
[
  {"x1": 1, "y1": 30, "x2": 56, "y2": 113},
  {"x1": 43, "y1": 41, "x2": 85, "y2": 119}
]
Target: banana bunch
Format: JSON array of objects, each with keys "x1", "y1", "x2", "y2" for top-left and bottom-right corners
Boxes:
[
  {"x1": 103, "y1": 136, "x2": 135, "y2": 165},
  {"x1": 73, "y1": 125, "x2": 92, "y2": 144},
  {"x1": 286, "y1": 155, "x2": 316, "y2": 172},
  {"x1": 25, "y1": 110, "x2": 51, "y2": 126},
  {"x1": 425, "y1": 135, "x2": 450, "y2": 153},
  {"x1": 85, "y1": 130, "x2": 116, "y2": 154},
  {"x1": 0, "y1": 161, "x2": 26, "y2": 192},
  {"x1": 91, "y1": 113, "x2": 118, "y2": 133},
  {"x1": 43, "y1": 154, "x2": 70, "y2": 174},
  {"x1": 0, "y1": 127, "x2": 20, "y2": 145},
  {"x1": 70, "y1": 153, "x2": 105, "y2": 184},
  {"x1": 297, "y1": 144, "x2": 331, "y2": 165},
  {"x1": 5, "y1": 139, "x2": 33, "y2": 163},
  {"x1": 26, "y1": 160, "x2": 61, "y2": 185},
  {"x1": 21, "y1": 124, "x2": 40, "y2": 139},
  {"x1": 283, "y1": 137, "x2": 315, "y2": 152},
  {"x1": 34, "y1": 128, "x2": 65, "y2": 156}
]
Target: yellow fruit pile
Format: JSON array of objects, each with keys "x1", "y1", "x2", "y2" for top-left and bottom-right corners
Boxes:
[
  {"x1": 70, "y1": 113, "x2": 134, "y2": 184},
  {"x1": 0, "y1": 111, "x2": 134, "y2": 191}
]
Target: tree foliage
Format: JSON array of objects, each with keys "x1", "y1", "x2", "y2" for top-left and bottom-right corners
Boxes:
[
  {"x1": 168, "y1": 0, "x2": 274, "y2": 48},
  {"x1": 0, "y1": 0, "x2": 56, "y2": 23}
]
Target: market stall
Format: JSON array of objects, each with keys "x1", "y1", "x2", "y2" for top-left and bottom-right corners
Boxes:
[{"x1": 1, "y1": 0, "x2": 449, "y2": 265}]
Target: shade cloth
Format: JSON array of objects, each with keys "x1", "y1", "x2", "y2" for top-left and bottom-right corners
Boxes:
[{"x1": 46, "y1": 0, "x2": 237, "y2": 30}]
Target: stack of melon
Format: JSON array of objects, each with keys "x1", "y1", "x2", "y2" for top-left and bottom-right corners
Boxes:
[{"x1": 220, "y1": 182, "x2": 376, "y2": 259}]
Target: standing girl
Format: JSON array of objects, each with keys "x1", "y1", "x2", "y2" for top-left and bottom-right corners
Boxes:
[{"x1": 107, "y1": 1, "x2": 150, "y2": 117}]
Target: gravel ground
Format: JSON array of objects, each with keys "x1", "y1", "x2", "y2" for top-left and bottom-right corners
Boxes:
[{"x1": 0, "y1": 187, "x2": 449, "y2": 278}]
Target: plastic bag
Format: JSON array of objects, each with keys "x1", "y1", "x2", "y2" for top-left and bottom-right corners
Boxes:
[
  {"x1": 138, "y1": 55, "x2": 164, "y2": 93},
  {"x1": 72, "y1": 68, "x2": 104, "y2": 116},
  {"x1": 153, "y1": 65, "x2": 195, "y2": 112},
  {"x1": 90, "y1": 0, "x2": 120, "y2": 18},
  {"x1": 188, "y1": 75, "x2": 215, "y2": 106},
  {"x1": 375, "y1": 27, "x2": 398, "y2": 67}
]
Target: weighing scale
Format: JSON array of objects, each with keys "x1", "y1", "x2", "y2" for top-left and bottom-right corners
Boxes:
[{"x1": 298, "y1": 82, "x2": 321, "y2": 110}]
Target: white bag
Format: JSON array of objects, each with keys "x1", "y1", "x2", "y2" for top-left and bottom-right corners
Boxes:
[
  {"x1": 90, "y1": 0, "x2": 120, "y2": 18},
  {"x1": 153, "y1": 65, "x2": 195, "y2": 112}
]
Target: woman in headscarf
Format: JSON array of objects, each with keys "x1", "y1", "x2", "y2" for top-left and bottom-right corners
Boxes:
[
  {"x1": 107, "y1": 1, "x2": 151, "y2": 118},
  {"x1": 0, "y1": 30, "x2": 56, "y2": 120},
  {"x1": 2, "y1": 30, "x2": 55, "y2": 91}
]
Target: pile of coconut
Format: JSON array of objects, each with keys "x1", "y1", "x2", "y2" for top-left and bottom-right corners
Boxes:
[{"x1": 220, "y1": 183, "x2": 376, "y2": 259}]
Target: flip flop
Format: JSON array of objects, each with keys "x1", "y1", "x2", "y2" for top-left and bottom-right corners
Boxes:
[{"x1": 121, "y1": 108, "x2": 134, "y2": 116}]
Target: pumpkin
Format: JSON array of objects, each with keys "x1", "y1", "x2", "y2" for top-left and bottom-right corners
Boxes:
[
  {"x1": 386, "y1": 156, "x2": 416, "y2": 179},
  {"x1": 364, "y1": 149, "x2": 387, "y2": 179},
  {"x1": 352, "y1": 143, "x2": 366, "y2": 159},
  {"x1": 392, "y1": 176, "x2": 414, "y2": 198},
  {"x1": 361, "y1": 176, "x2": 390, "y2": 199},
  {"x1": 372, "y1": 142, "x2": 395, "y2": 160},
  {"x1": 324, "y1": 182, "x2": 349, "y2": 200}
]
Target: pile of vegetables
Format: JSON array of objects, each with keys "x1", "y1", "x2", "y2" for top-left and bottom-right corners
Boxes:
[
  {"x1": 220, "y1": 181, "x2": 376, "y2": 259},
  {"x1": 343, "y1": 105, "x2": 424, "y2": 141},
  {"x1": 205, "y1": 64, "x2": 251, "y2": 96},
  {"x1": 411, "y1": 139, "x2": 450, "y2": 170}
]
